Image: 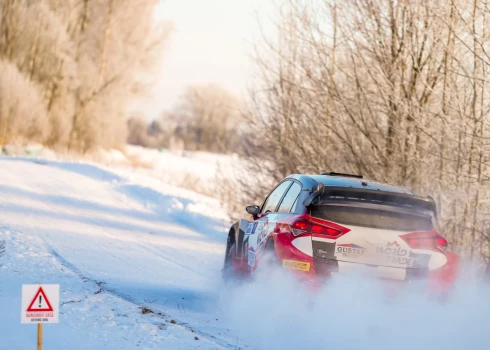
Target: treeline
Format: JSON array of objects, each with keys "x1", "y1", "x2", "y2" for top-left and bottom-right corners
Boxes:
[
  {"x1": 246, "y1": 0, "x2": 490, "y2": 269},
  {"x1": 0, "y1": 0, "x2": 168, "y2": 152},
  {"x1": 127, "y1": 84, "x2": 248, "y2": 154}
]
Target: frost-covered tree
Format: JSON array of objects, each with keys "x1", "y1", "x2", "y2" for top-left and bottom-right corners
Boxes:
[
  {"x1": 0, "y1": 0, "x2": 170, "y2": 151},
  {"x1": 172, "y1": 84, "x2": 243, "y2": 153},
  {"x1": 247, "y1": 0, "x2": 490, "y2": 269},
  {"x1": 0, "y1": 60, "x2": 49, "y2": 145}
]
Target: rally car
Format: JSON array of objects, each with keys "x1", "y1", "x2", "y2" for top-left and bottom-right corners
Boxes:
[{"x1": 222, "y1": 172, "x2": 458, "y2": 295}]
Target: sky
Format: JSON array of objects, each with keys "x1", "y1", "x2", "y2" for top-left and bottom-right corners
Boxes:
[{"x1": 137, "y1": 0, "x2": 275, "y2": 119}]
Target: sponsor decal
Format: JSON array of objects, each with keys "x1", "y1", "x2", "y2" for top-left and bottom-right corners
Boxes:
[
  {"x1": 245, "y1": 222, "x2": 257, "y2": 235},
  {"x1": 256, "y1": 240, "x2": 265, "y2": 254},
  {"x1": 383, "y1": 255, "x2": 414, "y2": 267},
  {"x1": 336, "y1": 243, "x2": 367, "y2": 258},
  {"x1": 333, "y1": 241, "x2": 415, "y2": 267},
  {"x1": 376, "y1": 242, "x2": 414, "y2": 267},
  {"x1": 376, "y1": 246, "x2": 407, "y2": 257},
  {"x1": 247, "y1": 247, "x2": 256, "y2": 267},
  {"x1": 338, "y1": 243, "x2": 365, "y2": 248},
  {"x1": 283, "y1": 259, "x2": 310, "y2": 272},
  {"x1": 256, "y1": 222, "x2": 268, "y2": 245}
]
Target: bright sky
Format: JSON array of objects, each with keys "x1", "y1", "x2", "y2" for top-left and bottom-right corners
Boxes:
[{"x1": 139, "y1": 0, "x2": 274, "y2": 119}]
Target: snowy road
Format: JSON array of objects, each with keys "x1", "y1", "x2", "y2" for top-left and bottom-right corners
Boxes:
[{"x1": 0, "y1": 157, "x2": 237, "y2": 349}]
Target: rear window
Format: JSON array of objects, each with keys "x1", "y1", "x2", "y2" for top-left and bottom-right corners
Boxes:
[{"x1": 311, "y1": 205, "x2": 434, "y2": 231}]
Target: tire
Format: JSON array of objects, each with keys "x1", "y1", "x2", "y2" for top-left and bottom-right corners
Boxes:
[{"x1": 222, "y1": 234, "x2": 237, "y2": 281}]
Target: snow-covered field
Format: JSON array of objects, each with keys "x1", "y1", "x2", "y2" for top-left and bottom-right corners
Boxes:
[{"x1": 2, "y1": 149, "x2": 490, "y2": 350}]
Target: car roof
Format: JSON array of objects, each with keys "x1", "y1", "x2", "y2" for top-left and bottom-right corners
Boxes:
[{"x1": 288, "y1": 174, "x2": 415, "y2": 195}]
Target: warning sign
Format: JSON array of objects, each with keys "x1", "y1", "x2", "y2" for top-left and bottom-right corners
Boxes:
[
  {"x1": 27, "y1": 286, "x2": 54, "y2": 312},
  {"x1": 21, "y1": 284, "x2": 59, "y2": 324}
]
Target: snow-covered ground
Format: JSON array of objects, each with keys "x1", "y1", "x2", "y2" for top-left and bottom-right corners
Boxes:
[
  {"x1": 1, "y1": 144, "x2": 244, "y2": 198},
  {"x1": 2, "y1": 150, "x2": 490, "y2": 350},
  {"x1": 0, "y1": 156, "x2": 237, "y2": 349}
]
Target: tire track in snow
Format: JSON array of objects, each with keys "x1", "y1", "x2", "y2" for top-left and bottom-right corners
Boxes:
[{"x1": 45, "y1": 241, "x2": 238, "y2": 349}]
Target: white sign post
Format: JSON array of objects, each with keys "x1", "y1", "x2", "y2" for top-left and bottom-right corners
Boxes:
[{"x1": 21, "y1": 284, "x2": 60, "y2": 350}]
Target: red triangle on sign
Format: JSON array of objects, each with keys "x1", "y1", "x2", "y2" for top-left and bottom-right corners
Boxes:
[{"x1": 27, "y1": 287, "x2": 54, "y2": 312}]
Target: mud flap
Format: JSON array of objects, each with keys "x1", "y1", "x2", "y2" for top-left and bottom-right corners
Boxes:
[{"x1": 235, "y1": 219, "x2": 250, "y2": 259}]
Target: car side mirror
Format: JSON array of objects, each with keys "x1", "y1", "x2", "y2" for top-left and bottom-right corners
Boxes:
[{"x1": 246, "y1": 205, "x2": 260, "y2": 215}]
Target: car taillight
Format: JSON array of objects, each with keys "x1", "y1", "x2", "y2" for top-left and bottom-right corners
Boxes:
[
  {"x1": 311, "y1": 224, "x2": 342, "y2": 236},
  {"x1": 404, "y1": 234, "x2": 448, "y2": 252},
  {"x1": 291, "y1": 220, "x2": 310, "y2": 236},
  {"x1": 290, "y1": 218, "x2": 344, "y2": 238}
]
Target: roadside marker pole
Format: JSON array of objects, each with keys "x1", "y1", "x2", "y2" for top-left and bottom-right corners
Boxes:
[
  {"x1": 37, "y1": 282, "x2": 43, "y2": 350},
  {"x1": 37, "y1": 323, "x2": 43, "y2": 350}
]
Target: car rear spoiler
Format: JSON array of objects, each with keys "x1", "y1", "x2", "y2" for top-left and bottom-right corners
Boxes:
[{"x1": 303, "y1": 184, "x2": 437, "y2": 216}]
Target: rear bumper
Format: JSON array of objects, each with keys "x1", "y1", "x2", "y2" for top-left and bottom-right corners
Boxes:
[
  {"x1": 274, "y1": 234, "x2": 459, "y2": 295},
  {"x1": 427, "y1": 251, "x2": 458, "y2": 294}
]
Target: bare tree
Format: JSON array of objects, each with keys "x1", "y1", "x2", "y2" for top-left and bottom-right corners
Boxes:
[
  {"x1": 172, "y1": 84, "x2": 243, "y2": 153},
  {"x1": 127, "y1": 116, "x2": 150, "y2": 147},
  {"x1": 66, "y1": 0, "x2": 170, "y2": 152}
]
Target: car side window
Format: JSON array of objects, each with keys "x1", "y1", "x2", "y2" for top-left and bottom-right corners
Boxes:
[
  {"x1": 261, "y1": 181, "x2": 292, "y2": 213},
  {"x1": 278, "y1": 182, "x2": 302, "y2": 213}
]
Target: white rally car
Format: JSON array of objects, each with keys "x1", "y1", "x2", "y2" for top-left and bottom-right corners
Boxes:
[{"x1": 223, "y1": 172, "x2": 458, "y2": 296}]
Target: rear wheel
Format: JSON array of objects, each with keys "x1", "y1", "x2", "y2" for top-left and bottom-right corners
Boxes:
[{"x1": 222, "y1": 232, "x2": 237, "y2": 281}]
